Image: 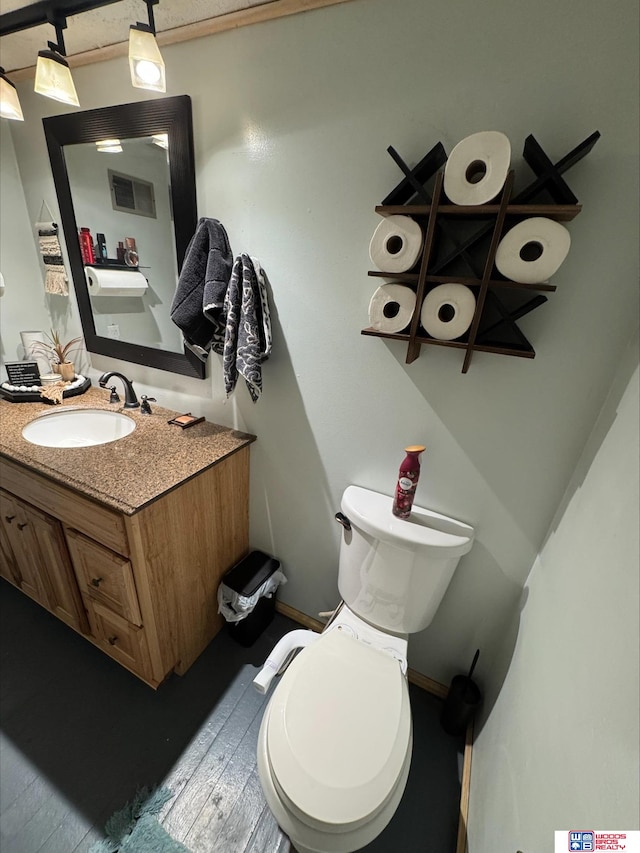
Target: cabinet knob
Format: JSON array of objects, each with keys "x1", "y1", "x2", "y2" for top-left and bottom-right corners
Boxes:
[
  {"x1": 17, "y1": 522, "x2": 27, "y2": 531},
  {"x1": 107, "y1": 635, "x2": 118, "y2": 646},
  {"x1": 5, "y1": 515, "x2": 15, "y2": 523},
  {"x1": 90, "y1": 577, "x2": 103, "y2": 587}
]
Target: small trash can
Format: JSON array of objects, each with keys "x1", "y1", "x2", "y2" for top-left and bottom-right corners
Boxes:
[
  {"x1": 217, "y1": 550, "x2": 285, "y2": 647},
  {"x1": 440, "y1": 675, "x2": 482, "y2": 736}
]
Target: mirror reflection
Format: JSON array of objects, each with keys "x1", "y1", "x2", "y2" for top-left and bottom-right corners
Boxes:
[
  {"x1": 65, "y1": 135, "x2": 181, "y2": 353},
  {"x1": 43, "y1": 95, "x2": 204, "y2": 378}
]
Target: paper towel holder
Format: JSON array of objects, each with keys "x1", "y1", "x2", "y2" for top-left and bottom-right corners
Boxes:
[{"x1": 362, "y1": 130, "x2": 600, "y2": 373}]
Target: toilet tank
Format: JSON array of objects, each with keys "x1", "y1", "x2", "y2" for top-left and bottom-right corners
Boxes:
[{"x1": 338, "y1": 486, "x2": 474, "y2": 634}]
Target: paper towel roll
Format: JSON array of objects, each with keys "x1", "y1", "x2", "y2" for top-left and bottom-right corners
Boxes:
[
  {"x1": 495, "y1": 217, "x2": 571, "y2": 283},
  {"x1": 368, "y1": 283, "x2": 417, "y2": 334},
  {"x1": 444, "y1": 131, "x2": 511, "y2": 206},
  {"x1": 20, "y1": 330, "x2": 50, "y2": 375},
  {"x1": 85, "y1": 266, "x2": 148, "y2": 297},
  {"x1": 420, "y1": 283, "x2": 476, "y2": 340},
  {"x1": 369, "y1": 215, "x2": 423, "y2": 273}
]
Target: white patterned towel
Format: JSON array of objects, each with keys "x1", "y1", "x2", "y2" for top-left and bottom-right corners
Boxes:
[{"x1": 223, "y1": 255, "x2": 272, "y2": 402}]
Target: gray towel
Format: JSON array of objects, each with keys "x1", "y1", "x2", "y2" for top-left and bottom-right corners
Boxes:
[
  {"x1": 170, "y1": 218, "x2": 233, "y2": 360},
  {"x1": 223, "y1": 255, "x2": 272, "y2": 402}
]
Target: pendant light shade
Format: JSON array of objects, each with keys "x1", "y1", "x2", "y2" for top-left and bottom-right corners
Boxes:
[
  {"x1": 0, "y1": 69, "x2": 23, "y2": 121},
  {"x1": 129, "y1": 25, "x2": 165, "y2": 92},
  {"x1": 34, "y1": 50, "x2": 79, "y2": 105},
  {"x1": 2, "y1": 0, "x2": 168, "y2": 118},
  {"x1": 33, "y1": 17, "x2": 79, "y2": 107}
]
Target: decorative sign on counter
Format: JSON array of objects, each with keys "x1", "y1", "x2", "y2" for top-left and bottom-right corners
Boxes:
[
  {"x1": 5, "y1": 362, "x2": 41, "y2": 385},
  {"x1": 0, "y1": 374, "x2": 92, "y2": 404}
]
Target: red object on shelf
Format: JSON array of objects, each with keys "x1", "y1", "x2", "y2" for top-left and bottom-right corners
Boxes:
[
  {"x1": 79, "y1": 227, "x2": 95, "y2": 264},
  {"x1": 392, "y1": 445, "x2": 426, "y2": 519}
]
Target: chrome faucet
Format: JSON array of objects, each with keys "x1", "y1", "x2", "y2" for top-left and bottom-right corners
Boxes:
[{"x1": 98, "y1": 371, "x2": 139, "y2": 408}]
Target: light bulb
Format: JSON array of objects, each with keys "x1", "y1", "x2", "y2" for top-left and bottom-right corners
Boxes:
[{"x1": 129, "y1": 27, "x2": 165, "y2": 93}]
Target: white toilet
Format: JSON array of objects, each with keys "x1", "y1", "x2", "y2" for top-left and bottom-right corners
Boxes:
[{"x1": 254, "y1": 485, "x2": 474, "y2": 853}]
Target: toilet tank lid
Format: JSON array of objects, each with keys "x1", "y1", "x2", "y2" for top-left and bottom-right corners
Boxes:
[
  {"x1": 266, "y1": 629, "x2": 411, "y2": 830},
  {"x1": 342, "y1": 485, "x2": 475, "y2": 556}
]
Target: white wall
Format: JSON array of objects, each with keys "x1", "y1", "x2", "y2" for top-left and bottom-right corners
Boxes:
[
  {"x1": 0, "y1": 122, "x2": 55, "y2": 368},
  {"x1": 468, "y1": 333, "x2": 640, "y2": 849},
  {"x1": 2, "y1": 0, "x2": 638, "y2": 686}
]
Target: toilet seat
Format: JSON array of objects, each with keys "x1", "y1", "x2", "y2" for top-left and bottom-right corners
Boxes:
[{"x1": 265, "y1": 629, "x2": 411, "y2": 833}]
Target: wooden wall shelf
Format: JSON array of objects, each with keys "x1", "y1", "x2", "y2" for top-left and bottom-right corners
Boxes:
[{"x1": 362, "y1": 131, "x2": 599, "y2": 373}]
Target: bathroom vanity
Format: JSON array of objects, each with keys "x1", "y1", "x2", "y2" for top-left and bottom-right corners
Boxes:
[{"x1": 0, "y1": 388, "x2": 255, "y2": 688}]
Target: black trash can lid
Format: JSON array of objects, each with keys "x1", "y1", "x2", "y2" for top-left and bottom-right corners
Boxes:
[{"x1": 222, "y1": 550, "x2": 281, "y2": 597}]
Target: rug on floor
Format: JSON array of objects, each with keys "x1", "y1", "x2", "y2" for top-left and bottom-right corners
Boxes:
[{"x1": 89, "y1": 787, "x2": 191, "y2": 853}]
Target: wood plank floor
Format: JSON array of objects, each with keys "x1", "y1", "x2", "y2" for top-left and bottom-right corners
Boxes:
[{"x1": 0, "y1": 579, "x2": 464, "y2": 852}]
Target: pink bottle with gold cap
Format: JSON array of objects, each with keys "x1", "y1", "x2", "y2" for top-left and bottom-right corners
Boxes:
[{"x1": 392, "y1": 445, "x2": 426, "y2": 519}]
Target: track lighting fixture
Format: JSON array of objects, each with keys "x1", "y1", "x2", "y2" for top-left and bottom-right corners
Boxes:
[
  {"x1": 129, "y1": 0, "x2": 165, "y2": 93},
  {"x1": 0, "y1": 0, "x2": 169, "y2": 120},
  {"x1": 34, "y1": 15, "x2": 79, "y2": 106},
  {"x1": 0, "y1": 67, "x2": 23, "y2": 120}
]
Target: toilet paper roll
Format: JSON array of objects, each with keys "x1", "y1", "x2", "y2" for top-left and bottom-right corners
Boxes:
[
  {"x1": 368, "y1": 283, "x2": 417, "y2": 334},
  {"x1": 85, "y1": 266, "x2": 148, "y2": 297},
  {"x1": 444, "y1": 131, "x2": 511, "y2": 206},
  {"x1": 20, "y1": 330, "x2": 50, "y2": 375},
  {"x1": 495, "y1": 217, "x2": 571, "y2": 283},
  {"x1": 420, "y1": 283, "x2": 476, "y2": 341},
  {"x1": 369, "y1": 215, "x2": 423, "y2": 273}
]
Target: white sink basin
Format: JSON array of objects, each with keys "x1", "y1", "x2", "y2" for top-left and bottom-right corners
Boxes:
[{"x1": 22, "y1": 408, "x2": 136, "y2": 448}]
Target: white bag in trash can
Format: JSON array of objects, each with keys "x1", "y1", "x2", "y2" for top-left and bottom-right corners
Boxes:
[{"x1": 217, "y1": 570, "x2": 287, "y2": 623}]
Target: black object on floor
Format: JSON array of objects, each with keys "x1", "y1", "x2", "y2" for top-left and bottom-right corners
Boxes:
[
  {"x1": 441, "y1": 648, "x2": 482, "y2": 736},
  {"x1": 220, "y1": 550, "x2": 281, "y2": 647}
]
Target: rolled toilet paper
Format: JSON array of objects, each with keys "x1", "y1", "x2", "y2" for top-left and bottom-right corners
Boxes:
[
  {"x1": 369, "y1": 215, "x2": 423, "y2": 273},
  {"x1": 494, "y1": 217, "x2": 571, "y2": 283},
  {"x1": 444, "y1": 131, "x2": 511, "y2": 206},
  {"x1": 85, "y1": 266, "x2": 148, "y2": 297},
  {"x1": 368, "y1": 283, "x2": 417, "y2": 334},
  {"x1": 420, "y1": 283, "x2": 476, "y2": 341}
]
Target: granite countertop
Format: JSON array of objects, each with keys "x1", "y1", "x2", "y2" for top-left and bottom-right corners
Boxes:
[{"x1": 0, "y1": 386, "x2": 255, "y2": 515}]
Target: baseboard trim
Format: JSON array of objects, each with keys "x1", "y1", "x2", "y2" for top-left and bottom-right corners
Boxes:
[
  {"x1": 275, "y1": 600, "x2": 325, "y2": 633},
  {"x1": 274, "y1": 599, "x2": 473, "y2": 851},
  {"x1": 456, "y1": 720, "x2": 474, "y2": 853}
]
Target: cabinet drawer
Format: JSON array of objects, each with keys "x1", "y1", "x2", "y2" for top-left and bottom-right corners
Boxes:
[
  {"x1": 66, "y1": 528, "x2": 142, "y2": 625},
  {"x1": 85, "y1": 598, "x2": 151, "y2": 679},
  {"x1": 0, "y1": 458, "x2": 128, "y2": 556}
]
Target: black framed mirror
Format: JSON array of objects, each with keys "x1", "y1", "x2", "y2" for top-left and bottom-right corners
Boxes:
[{"x1": 43, "y1": 95, "x2": 205, "y2": 379}]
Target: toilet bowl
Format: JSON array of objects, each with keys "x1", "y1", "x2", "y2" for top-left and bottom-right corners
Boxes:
[
  {"x1": 257, "y1": 612, "x2": 412, "y2": 853},
  {"x1": 254, "y1": 485, "x2": 475, "y2": 853}
]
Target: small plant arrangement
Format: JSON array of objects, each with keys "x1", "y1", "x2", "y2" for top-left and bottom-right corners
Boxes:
[{"x1": 31, "y1": 329, "x2": 83, "y2": 381}]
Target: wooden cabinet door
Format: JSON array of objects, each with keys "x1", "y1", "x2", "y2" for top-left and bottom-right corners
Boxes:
[
  {"x1": 65, "y1": 529, "x2": 142, "y2": 626},
  {"x1": 0, "y1": 489, "x2": 89, "y2": 634},
  {"x1": 0, "y1": 511, "x2": 21, "y2": 586},
  {"x1": 0, "y1": 490, "x2": 49, "y2": 606},
  {"x1": 21, "y1": 502, "x2": 89, "y2": 634}
]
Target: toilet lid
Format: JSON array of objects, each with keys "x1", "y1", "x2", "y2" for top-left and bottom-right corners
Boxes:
[{"x1": 266, "y1": 629, "x2": 411, "y2": 831}]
